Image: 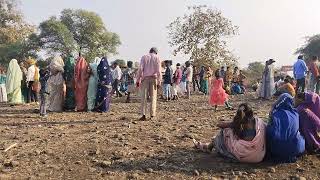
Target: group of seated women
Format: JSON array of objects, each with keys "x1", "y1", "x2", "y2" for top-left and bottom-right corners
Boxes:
[{"x1": 193, "y1": 92, "x2": 320, "y2": 163}]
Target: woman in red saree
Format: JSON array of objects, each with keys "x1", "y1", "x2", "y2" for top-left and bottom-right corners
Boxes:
[{"x1": 74, "y1": 57, "x2": 90, "y2": 111}]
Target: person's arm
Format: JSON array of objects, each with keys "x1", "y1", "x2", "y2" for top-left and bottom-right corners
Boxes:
[
  {"x1": 136, "y1": 57, "x2": 144, "y2": 85},
  {"x1": 156, "y1": 57, "x2": 162, "y2": 86},
  {"x1": 26, "y1": 67, "x2": 32, "y2": 82},
  {"x1": 314, "y1": 63, "x2": 320, "y2": 77},
  {"x1": 302, "y1": 61, "x2": 308, "y2": 73},
  {"x1": 293, "y1": 64, "x2": 297, "y2": 79},
  {"x1": 217, "y1": 121, "x2": 233, "y2": 129}
]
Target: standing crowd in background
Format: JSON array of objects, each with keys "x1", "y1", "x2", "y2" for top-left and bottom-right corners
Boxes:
[
  {"x1": 1, "y1": 49, "x2": 320, "y2": 165},
  {"x1": 192, "y1": 55, "x2": 320, "y2": 163}
]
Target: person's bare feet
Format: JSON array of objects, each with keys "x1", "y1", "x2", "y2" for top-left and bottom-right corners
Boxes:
[
  {"x1": 192, "y1": 139, "x2": 210, "y2": 153},
  {"x1": 139, "y1": 115, "x2": 147, "y2": 121}
]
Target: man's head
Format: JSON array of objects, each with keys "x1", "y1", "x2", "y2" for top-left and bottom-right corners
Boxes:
[
  {"x1": 149, "y1": 47, "x2": 158, "y2": 54},
  {"x1": 221, "y1": 66, "x2": 225, "y2": 70},
  {"x1": 227, "y1": 66, "x2": 230, "y2": 70},
  {"x1": 298, "y1": 55, "x2": 304, "y2": 60},
  {"x1": 113, "y1": 62, "x2": 119, "y2": 67},
  {"x1": 165, "y1": 61, "x2": 170, "y2": 67},
  {"x1": 268, "y1": 59, "x2": 276, "y2": 65},
  {"x1": 185, "y1": 61, "x2": 191, "y2": 67},
  {"x1": 312, "y1": 55, "x2": 318, "y2": 62},
  {"x1": 127, "y1": 61, "x2": 133, "y2": 68}
]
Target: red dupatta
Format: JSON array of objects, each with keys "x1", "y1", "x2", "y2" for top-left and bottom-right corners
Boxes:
[{"x1": 74, "y1": 57, "x2": 90, "y2": 111}]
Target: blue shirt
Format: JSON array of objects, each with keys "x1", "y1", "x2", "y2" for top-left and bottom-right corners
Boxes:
[
  {"x1": 0, "y1": 75, "x2": 6, "y2": 84},
  {"x1": 293, "y1": 59, "x2": 308, "y2": 80}
]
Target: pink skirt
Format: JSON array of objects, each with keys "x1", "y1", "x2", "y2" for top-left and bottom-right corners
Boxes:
[{"x1": 209, "y1": 88, "x2": 228, "y2": 106}]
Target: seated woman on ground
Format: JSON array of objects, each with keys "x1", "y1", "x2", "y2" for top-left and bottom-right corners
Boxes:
[
  {"x1": 295, "y1": 92, "x2": 320, "y2": 153},
  {"x1": 274, "y1": 76, "x2": 295, "y2": 97},
  {"x1": 193, "y1": 103, "x2": 266, "y2": 163},
  {"x1": 267, "y1": 93, "x2": 305, "y2": 163}
]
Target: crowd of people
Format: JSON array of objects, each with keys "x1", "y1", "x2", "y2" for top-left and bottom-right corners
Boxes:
[
  {"x1": 193, "y1": 55, "x2": 320, "y2": 163},
  {"x1": 256, "y1": 55, "x2": 320, "y2": 100},
  {"x1": 0, "y1": 56, "x2": 116, "y2": 116},
  {"x1": 0, "y1": 49, "x2": 320, "y2": 164}
]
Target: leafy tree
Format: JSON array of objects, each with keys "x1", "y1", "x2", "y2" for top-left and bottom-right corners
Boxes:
[
  {"x1": 0, "y1": 0, "x2": 36, "y2": 66},
  {"x1": 244, "y1": 61, "x2": 265, "y2": 84},
  {"x1": 113, "y1": 59, "x2": 126, "y2": 68},
  {"x1": 38, "y1": 17, "x2": 76, "y2": 56},
  {"x1": 168, "y1": 5, "x2": 238, "y2": 67},
  {"x1": 296, "y1": 34, "x2": 320, "y2": 61},
  {"x1": 38, "y1": 9, "x2": 121, "y2": 62}
]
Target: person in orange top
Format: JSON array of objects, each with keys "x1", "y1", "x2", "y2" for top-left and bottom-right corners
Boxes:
[
  {"x1": 275, "y1": 76, "x2": 296, "y2": 97},
  {"x1": 308, "y1": 56, "x2": 320, "y2": 94}
]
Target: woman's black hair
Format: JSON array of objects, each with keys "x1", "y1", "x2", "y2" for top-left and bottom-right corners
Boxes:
[
  {"x1": 232, "y1": 103, "x2": 254, "y2": 139},
  {"x1": 215, "y1": 69, "x2": 220, "y2": 79},
  {"x1": 312, "y1": 55, "x2": 318, "y2": 61},
  {"x1": 284, "y1": 78, "x2": 289, "y2": 83},
  {"x1": 296, "y1": 92, "x2": 305, "y2": 101}
]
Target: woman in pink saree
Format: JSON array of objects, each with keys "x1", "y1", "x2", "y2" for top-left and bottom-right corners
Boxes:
[
  {"x1": 74, "y1": 57, "x2": 90, "y2": 112},
  {"x1": 193, "y1": 103, "x2": 266, "y2": 163}
]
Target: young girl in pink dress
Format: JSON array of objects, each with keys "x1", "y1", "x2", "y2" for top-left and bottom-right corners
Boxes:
[{"x1": 209, "y1": 70, "x2": 233, "y2": 111}]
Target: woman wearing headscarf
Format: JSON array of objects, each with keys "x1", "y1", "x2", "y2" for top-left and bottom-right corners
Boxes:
[
  {"x1": 6, "y1": 59, "x2": 23, "y2": 105},
  {"x1": 74, "y1": 56, "x2": 90, "y2": 112},
  {"x1": 267, "y1": 93, "x2": 305, "y2": 162},
  {"x1": 295, "y1": 92, "x2": 320, "y2": 153},
  {"x1": 95, "y1": 57, "x2": 112, "y2": 112},
  {"x1": 193, "y1": 103, "x2": 266, "y2": 163},
  {"x1": 87, "y1": 57, "x2": 100, "y2": 111},
  {"x1": 64, "y1": 56, "x2": 76, "y2": 111},
  {"x1": 47, "y1": 56, "x2": 65, "y2": 112},
  {"x1": 259, "y1": 59, "x2": 276, "y2": 100}
]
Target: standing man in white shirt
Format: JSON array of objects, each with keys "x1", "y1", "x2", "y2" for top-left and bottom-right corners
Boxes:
[
  {"x1": 26, "y1": 58, "x2": 39, "y2": 103},
  {"x1": 111, "y1": 62, "x2": 123, "y2": 97},
  {"x1": 184, "y1": 61, "x2": 193, "y2": 99}
]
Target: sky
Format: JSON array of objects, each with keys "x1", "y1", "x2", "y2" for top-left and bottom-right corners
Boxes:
[{"x1": 20, "y1": 0, "x2": 320, "y2": 68}]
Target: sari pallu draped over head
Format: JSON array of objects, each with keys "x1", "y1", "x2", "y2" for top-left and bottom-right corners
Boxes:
[
  {"x1": 87, "y1": 57, "x2": 100, "y2": 111},
  {"x1": 297, "y1": 92, "x2": 320, "y2": 152},
  {"x1": 214, "y1": 118, "x2": 266, "y2": 163},
  {"x1": 6, "y1": 59, "x2": 23, "y2": 104},
  {"x1": 64, "y1": 56, "x2": 76, "y2": 110},
  {"x1": 267, "y1": 93, "x2": 305, "y2": 162},
  {"x1": 75, "y1": 57, "x2": 90, "y2": 112},
  {"x1": 95, "y1": 57, "x2": 112, "y2": 112},
  {"x1": 48, "y1": 56, "x2": 65, "y2": 112}
]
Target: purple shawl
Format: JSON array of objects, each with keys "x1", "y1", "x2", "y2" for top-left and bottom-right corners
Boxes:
[{"x1": 297, "y1": 92, "x2": 320, "y2": 152}]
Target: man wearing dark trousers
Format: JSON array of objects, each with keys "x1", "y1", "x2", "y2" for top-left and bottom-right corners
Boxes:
[
  {"x1": 111, "y1": 62, "x2": 123, "y2": 97},
  {"x1": 293, "y1": 55, "x2": 308, "y2": 94}
]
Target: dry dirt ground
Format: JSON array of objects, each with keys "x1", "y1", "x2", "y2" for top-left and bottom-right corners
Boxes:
[{"x1": 0, "y1": 93, "x2": 320, "y2": 180}]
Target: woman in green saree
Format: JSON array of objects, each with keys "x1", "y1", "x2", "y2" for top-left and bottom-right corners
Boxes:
[{"x1": 64, "y1": 56, "x2": 76, "y2": 111}]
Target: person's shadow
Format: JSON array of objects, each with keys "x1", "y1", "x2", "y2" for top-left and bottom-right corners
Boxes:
[{"x1": 97, "y1": 147, "x2": 275, "y2": 176}]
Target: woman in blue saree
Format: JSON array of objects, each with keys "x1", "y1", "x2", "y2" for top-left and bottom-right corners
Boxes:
[
  {"x1": 95, "y1": 57, "x2": 112, "y2": 112},
  {"x1": 87, "y1": 57, "x2": 100, "y2": 111},
  {"x1": 267, "y1": 93, "x2": 305, "y2": 162}
]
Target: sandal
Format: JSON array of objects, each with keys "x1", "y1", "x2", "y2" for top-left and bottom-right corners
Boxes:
[{"x1": 192, "y1": 139, "x2": 210, "y2": 153}]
